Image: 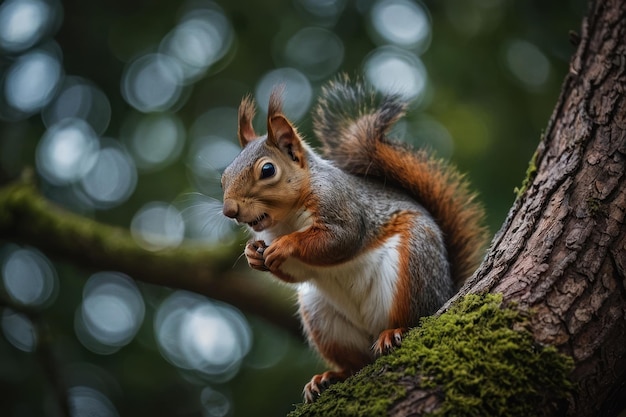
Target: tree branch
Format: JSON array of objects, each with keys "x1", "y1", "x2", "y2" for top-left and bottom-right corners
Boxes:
[{"x1": 0, "y1": 177, "x2": 302, "y2": 339}]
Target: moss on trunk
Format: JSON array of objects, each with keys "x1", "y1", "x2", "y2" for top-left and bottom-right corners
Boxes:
[{"x1": 289, "y1": 294, "x2": 574, "y2": 417}]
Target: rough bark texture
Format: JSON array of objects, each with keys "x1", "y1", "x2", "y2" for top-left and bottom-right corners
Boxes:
[
  {"x1": 471, "y1": 0, "x2": 625, "y2": 413},
  {"x1": 418, "y1": 0, "x2": 626, "y2": 415}
]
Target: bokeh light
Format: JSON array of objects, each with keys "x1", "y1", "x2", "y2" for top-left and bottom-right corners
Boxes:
[
  {"x1": 42, "y1": 76, "x2": 111, "y2": 135},
  {"x1": 36, "y1": 118, "x2": 100, "y2": 185},
  {"x1": 183, "y1": 107, "x2": 240, "y2": 243},
  {"x1": 190, "y1": 107, "x2": 238, "y2": 143},
  {"x1": 3, "y1": 46, "x2": 63, "y2": 117},
  {"x1": 0, "y1": 0, "x2": 61, "y2": 53},
  {"x1": 121, "y1": 2, "x2": 233, "y2": 113},
  {"x1": 255, "y1": 68, "x2": 312, "y2": 120},
  {"x1": 189, "y1": 137, "x2": 240, "y2": 197},
  {"x1": 187, "y1": 107, "x2": 239, "y2": 199},
  {"x1": 406, "y1": 115, "x2": 454, "y2": 159},
  {"x1": 1, "y1": 309, "x2": 37, "y2": 352},
  {"x1": 75, "y1": 272, "x2": 145, "y2": 354},
  {"x1": 122, "y1": 113, "x2": 186, "y2": 172},
  {"x1": 364, "y1": 46, "x2": 428, "y2": 102},
  {"x1": 155, "y1": 291, "x2": 252, "y2": 382},
  {"x1": 283, "y1": 27, "x2": 344, "y2": 81},
  {"x1": 130, "y1": 202, "x2": 185, "y2": 251},
  {"x1": 200, "y1": 386, "x2": 230, "y2": 417},
  {"x1": 68, "y1": 386, "x2": 120, "y2": 417},
  {"x1": 2, "y1": 246, "x2": 58, "y2": 307},
  {"x1": 160, "y1": 4, "x2": 233, "y2": 83},
  {"x1": 370, "y1": 0, "x2": 431, "y2": 51},
  {"x1": 121, "y1": 53, "x2": 185, "y2": 113},
  {"x1": 79, "y1": 143, "x2": 138, "y2": 209},
  {"x1": 295, "y1": 0, "x2": 347, "y2": 21},
  {"x1": 506, "y1": 39, "x2": 551, "y2": 90}
]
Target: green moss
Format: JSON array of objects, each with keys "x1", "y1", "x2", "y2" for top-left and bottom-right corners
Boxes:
[
  {"x1": 514, "y1": 150, "x2": 539, "y2": 198},
  {"x1": 586, "y1": 197, "x2": 602, "y2": 215},
  {"x1": 289, "y1": 293, "x2": 573, "y2": 417},
  {"x1": 288, "y1": 356, "x2": 407, "y2": 417}
]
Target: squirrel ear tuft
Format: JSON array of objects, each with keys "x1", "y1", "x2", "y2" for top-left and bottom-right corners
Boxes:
[
  {"x1": 238, "y1": 95, "x2": 257, "y2": 147},
  {"x1": 268, "y1": 114, "x2": 305, "y2": 166},
  {"x1": 268, "y1": 85, "x2": 285, "y2": 117}
]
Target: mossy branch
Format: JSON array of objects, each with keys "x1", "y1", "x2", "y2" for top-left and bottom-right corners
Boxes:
[
  {"x1": 289, "y1": 294, "x2": 574, "y2": 417},
  {"x1": 0, "y1": 177, "x2": 301, "y2": 338}
]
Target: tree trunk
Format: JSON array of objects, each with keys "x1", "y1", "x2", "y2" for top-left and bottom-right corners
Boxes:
[
  {"x1": 465, "y1": 0, "x2": 626, "y2": 413},
  {"x1": 293, "y1": 0, "x2": 626, "y2": 415}
]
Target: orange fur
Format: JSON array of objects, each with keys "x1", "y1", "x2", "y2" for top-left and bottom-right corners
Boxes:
[
  {"x1": 360, "y1": 211, "x2": 417, "y2": 328},
  {"x1": 314, "y1": 76, "x2": 489, "y2": 288},
  {"x1": 374, "y1": 144, "x2": 487, "y2": 288}
]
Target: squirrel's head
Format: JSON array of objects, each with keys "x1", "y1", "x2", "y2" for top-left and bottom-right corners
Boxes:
[{"x1": 221, "y1": 88, "x2": 310, "y2": 232}]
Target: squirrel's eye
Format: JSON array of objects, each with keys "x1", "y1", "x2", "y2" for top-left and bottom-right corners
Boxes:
[{"x1": 260, "y1": 162, "x2": 276, "y2": 179}]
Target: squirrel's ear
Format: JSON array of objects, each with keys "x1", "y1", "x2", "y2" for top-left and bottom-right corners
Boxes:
[
  {"x1": 268, "y1": 114, "x2": 305, "y2": 167},
  {"x1": 238, "y1": 95, "x2": 257, "y2": 148},
  {"x1": 267, "y1": 87, "x2": 305, "y2": 166}
]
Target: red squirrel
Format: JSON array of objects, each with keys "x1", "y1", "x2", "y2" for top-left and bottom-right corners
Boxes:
[{"x1": 221, "y1": 76, "x2": 488, "y2": 403}]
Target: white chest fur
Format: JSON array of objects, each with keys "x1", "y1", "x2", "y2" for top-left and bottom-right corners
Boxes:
[
  {"x1": 254, "y1": 208, "x2": 314, "y2": 244},
  {"x1": 282, "y1": 234, "x2": 402, "y2": 337}
]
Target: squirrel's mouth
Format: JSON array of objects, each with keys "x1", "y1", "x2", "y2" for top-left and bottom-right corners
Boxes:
[{"x1": 248, "y1": 213, "x2": 270, "y2": 232}]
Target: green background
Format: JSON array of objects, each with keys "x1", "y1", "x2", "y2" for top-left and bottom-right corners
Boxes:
[{"x1": 0, "y1": 0, "x2": 585, "y2": 416}]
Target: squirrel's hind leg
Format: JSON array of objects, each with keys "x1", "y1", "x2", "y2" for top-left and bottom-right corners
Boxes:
[
  {"x1": 303, "y1": 370, "x2": 351, "y2": 403},
  {"x1": 302, "y1": 327, "x2": 407, "y2": 402},
  {"x1": 298, "y1": 285, "x2": 373, "y2": 402}
]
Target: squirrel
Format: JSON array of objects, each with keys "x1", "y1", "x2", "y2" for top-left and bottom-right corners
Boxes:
[{"x1": 221, "y1": 76, "x2": 488, "y2": 403}]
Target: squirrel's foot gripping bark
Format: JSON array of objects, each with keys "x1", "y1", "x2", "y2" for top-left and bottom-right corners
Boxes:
[
  {"x1": 303, "y1": 370, "x2": 351, "y2": 403},
  {"x1": 300, "y1": 329, "x2": 407, "y2": 403},
  {"x1": 373, "y1": 328, "x2": 407, "y2": 356}
]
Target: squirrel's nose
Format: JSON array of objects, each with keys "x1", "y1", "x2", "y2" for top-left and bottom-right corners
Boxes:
[{"x1": 222, "y1": 199, "x2": 239, "y2": 219}]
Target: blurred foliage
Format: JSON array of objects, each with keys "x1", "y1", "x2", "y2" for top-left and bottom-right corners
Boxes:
[{"x1": 0, "y1": 0, "x2": 585, "y2": 416}]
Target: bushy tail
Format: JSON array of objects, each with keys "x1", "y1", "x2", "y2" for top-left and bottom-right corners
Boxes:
[{"x1": 313, "y1": 76, "x2": 488, "y2": 288}]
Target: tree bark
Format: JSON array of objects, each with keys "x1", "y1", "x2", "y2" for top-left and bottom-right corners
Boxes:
[
  {"x1": 393, "y1": 0, "x2": 626, "y2": 415},
  {"x1": 466, "y1": 0, "x2": 626, "y2": 413}
]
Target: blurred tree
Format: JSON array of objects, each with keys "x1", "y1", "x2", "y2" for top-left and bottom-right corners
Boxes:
[{"x1": 0, "y1": 0, "x2": 611, "y2": 416}]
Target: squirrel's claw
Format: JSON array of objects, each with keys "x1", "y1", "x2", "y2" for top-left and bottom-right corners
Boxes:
[
  {"x1": 262, "y1": 237, "x2": 294, "y2": 272},
  {"x1": 303, "y1": 370, "x2": 349, "y2": 403},
  {"x1": 373, "y1": 328, "x2": 407, "y2": 356},
  {"x1": 244, "y1": 240, "x2": 268, "y2": 271}
]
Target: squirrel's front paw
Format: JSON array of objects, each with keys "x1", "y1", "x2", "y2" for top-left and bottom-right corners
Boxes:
[
  {"x1": 244, "y1": 240, "x2": 268, "y2": 271},
  {"x1": 263, "y1": 238, "x2": 294, "y2": 272}
]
